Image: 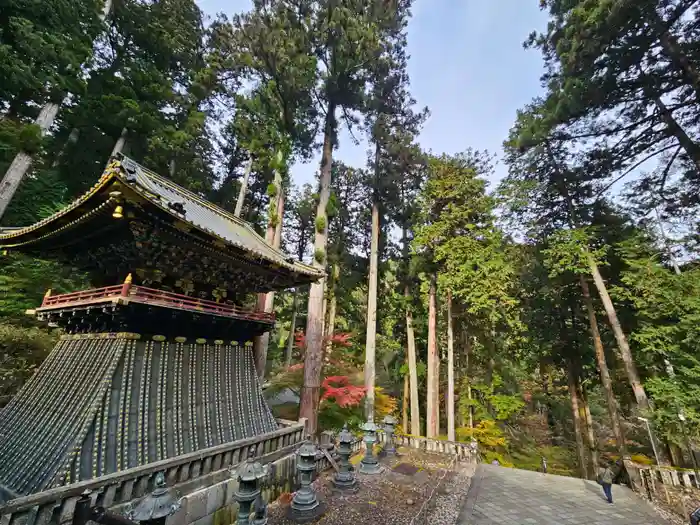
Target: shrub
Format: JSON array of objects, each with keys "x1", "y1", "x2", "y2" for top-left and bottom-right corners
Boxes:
[
  {"x1": 630, "y1": 454, "x2": 654, "y2": 465},
  {"x1": 374, "y1": 387, "x2": 398, "y2": 421},
  {"x1": 457, "y1": 419, "x2": 507, "y2": 448},
  {"x1": 0, "y1": 323, "x2": 57, "y2": 408}
]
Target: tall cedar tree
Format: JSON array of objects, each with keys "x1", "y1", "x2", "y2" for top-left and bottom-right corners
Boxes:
[
  {"x1": 528, "y1": 0, "x2": 700, "y2": 220},
  {"x1": 228, "y1": 0, "x2": 324, "y2": 374},
  {"x1": 502, "y1": 111, "x2": 647, "y2": 459},
  {"x1": 21, "y1": 0, "x2": 217, "y2": 208},
  {"x1": 282, "y1": 184, "x2": 316, "y2": 365},
  {"x1": 300, "y1": 0, "x2": 399, "y2": 436},
  {"x1": 415, "y1": 151, "x2": 518, "y2": 440},
  {"x1": 0, "y1": 0, "x2": 106, "y2": 218},
  {"x1": 325, "y1": 162, "x2": 366, "y2": 350},
  {"x1": 362, "y1": 0, "x2": 426, "y2": 420},
  {"x1": 388, "y1": 133, "x2": 426, "y2": 435}
]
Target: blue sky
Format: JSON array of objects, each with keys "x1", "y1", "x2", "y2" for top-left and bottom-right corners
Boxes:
[{"x1": 197, "y1": 0, "x2": 548, "y2": 190}]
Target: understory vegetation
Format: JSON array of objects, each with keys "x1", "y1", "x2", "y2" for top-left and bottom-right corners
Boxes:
[{"x1": 2, "y1": 0, "x2": 700, "y2": 479}]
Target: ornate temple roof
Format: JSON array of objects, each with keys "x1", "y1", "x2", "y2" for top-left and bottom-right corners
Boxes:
[
  {"x1": 0, "y1": 156, "x2": 323, "y2": 294},
  {"x1": 0, "y1": 335, "x2": 278, "y2": 499}
]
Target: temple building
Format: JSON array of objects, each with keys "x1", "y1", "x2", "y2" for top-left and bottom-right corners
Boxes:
[{"x1": 0, "y1": 155, "x2": 322, "y2": 502}]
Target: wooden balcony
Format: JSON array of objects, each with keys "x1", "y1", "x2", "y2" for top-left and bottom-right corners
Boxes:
[{"x1": 38, "y1": 284, "x2": 274, "y2": 324}]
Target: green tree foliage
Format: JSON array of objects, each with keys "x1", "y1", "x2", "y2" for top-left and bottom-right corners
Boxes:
[
  {"x1": 416, "y1": 151, "x2": 519, "y2": 332},
  {"x1": 0, "y1": 324, "x2": 58, "y2": 408},
  {"x1": 615, "y1": 240, "x2": 700, "y2": 442},
  {"x1": 0, "y1": 254, "x2": 89, "y2": 408},
  {"x1": 0, "y1": 0, "x2": 104, "y2": 114},
  {"x1": 0, "y1": 0, "x2": 105, "y2": 180},
  {"x1": 45, "y1": 0, "x2": 215, "y2": 198},
  {"x1": 528, "y1": 0, "x2": 700, "y2": 221}
]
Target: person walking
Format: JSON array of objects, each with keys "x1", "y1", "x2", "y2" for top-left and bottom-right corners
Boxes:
[{"x1": 598, "y1": 463, "x2": 615, "y2": 504}]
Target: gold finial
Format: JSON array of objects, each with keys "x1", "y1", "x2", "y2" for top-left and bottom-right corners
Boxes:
[
  {"x1": 124, "y1": 273, "x2": 132, "y2": 284},
  {"x1": 44, "y1": 289, "x2": 52, "y2": 298}
]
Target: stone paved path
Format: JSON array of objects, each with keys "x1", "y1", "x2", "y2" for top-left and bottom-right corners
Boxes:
[{"x1": 458, "y1": 464, "x2": 670, "y2": 524}]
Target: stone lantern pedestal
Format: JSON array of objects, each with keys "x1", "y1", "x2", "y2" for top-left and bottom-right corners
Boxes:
[
  {"x1": 233, "y1": 450, "x2": 268, "y2": 525},
  {"x1": 288, "y1": 443, "x2": 325, "y2": 523},
  {"x1": 381, "y1": 415, "x2": 398, "y2": 457},
  {"x1": 332, "y1": 423, "x2": 359, "y2": 493},
  {"x1": 359, "y1": 420, "x2": 382, "y2": 475}
]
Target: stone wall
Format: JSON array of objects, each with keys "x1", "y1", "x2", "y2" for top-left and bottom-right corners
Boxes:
[
  {"x1": 161, "y1": 451, "x2": 298, "y2": 525},
  {"x1": 159, "y1": 438, "x2": 364, "y2": 525},
  {"x1": 161, "y1": 431, "x2": 479, "y2": 525}
]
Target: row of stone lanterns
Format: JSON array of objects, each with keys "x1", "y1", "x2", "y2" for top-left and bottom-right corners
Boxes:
[
  {"x1": 360, "y1": 414, "x2": 398, "y2": 474},
  {"x1": 285, "y1": 415, "x2": 400, "y2": 523},
  {"x1": 76, "y1": 416, "x2": 401, "y2": 525}
]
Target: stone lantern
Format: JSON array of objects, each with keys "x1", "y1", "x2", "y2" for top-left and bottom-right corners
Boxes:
[
  {"x1": 469, "y1": 439, "x2": 479, "y2": 461},
  {"x1": 332, "y1": 423, "x2": 358, "y2": 492},
  {"x1": 288, "y1": 443, "x2": 325, "y2": 523},
  {"x1": 125, "y1": 472, "x2": 182, "y2": 525},
  {"x1": 382, "y1": 415, "x2": 398, "y2": 457},
  {"x1": 234, "y1": 451, "x2": 268, "y2": 525},
  {"x1": 359, "y1": 420, "x2": 381, "y2": 475},
  {"x1": 72, "y1": 475, "x2": 182, "y2": 525}
]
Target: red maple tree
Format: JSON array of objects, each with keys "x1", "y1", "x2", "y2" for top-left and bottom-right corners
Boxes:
[{"x1": 321, "y1": 376, "x2": 366, "y2": 408}]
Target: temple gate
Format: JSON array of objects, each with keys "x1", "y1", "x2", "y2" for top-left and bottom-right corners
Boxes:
[{"x1": 0, "y1": 155, "x2": 322, "y2": 503}]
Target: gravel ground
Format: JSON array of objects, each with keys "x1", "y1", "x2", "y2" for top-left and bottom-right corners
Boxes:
[
  {"x1": 646, "y1": 490, "x2": 700, "y2": 525},
  {"x1": 425, "y1": 461, "x2": 475, "y2": 525},
  {"x1": 650, "y1": 504, "x2": 686, "y2": 525},
  {"x1": 266, "y1": 448, "x2": 474, "y2": 525}
]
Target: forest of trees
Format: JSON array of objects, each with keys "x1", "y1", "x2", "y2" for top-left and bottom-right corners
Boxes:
[{"x1": 2, "y1": 0, "x2": 700, "y2": 477}]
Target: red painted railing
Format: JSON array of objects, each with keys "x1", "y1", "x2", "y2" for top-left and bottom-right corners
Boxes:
[{"x1": 39, "y1": 285, "x2": 274, "y2": 323}]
